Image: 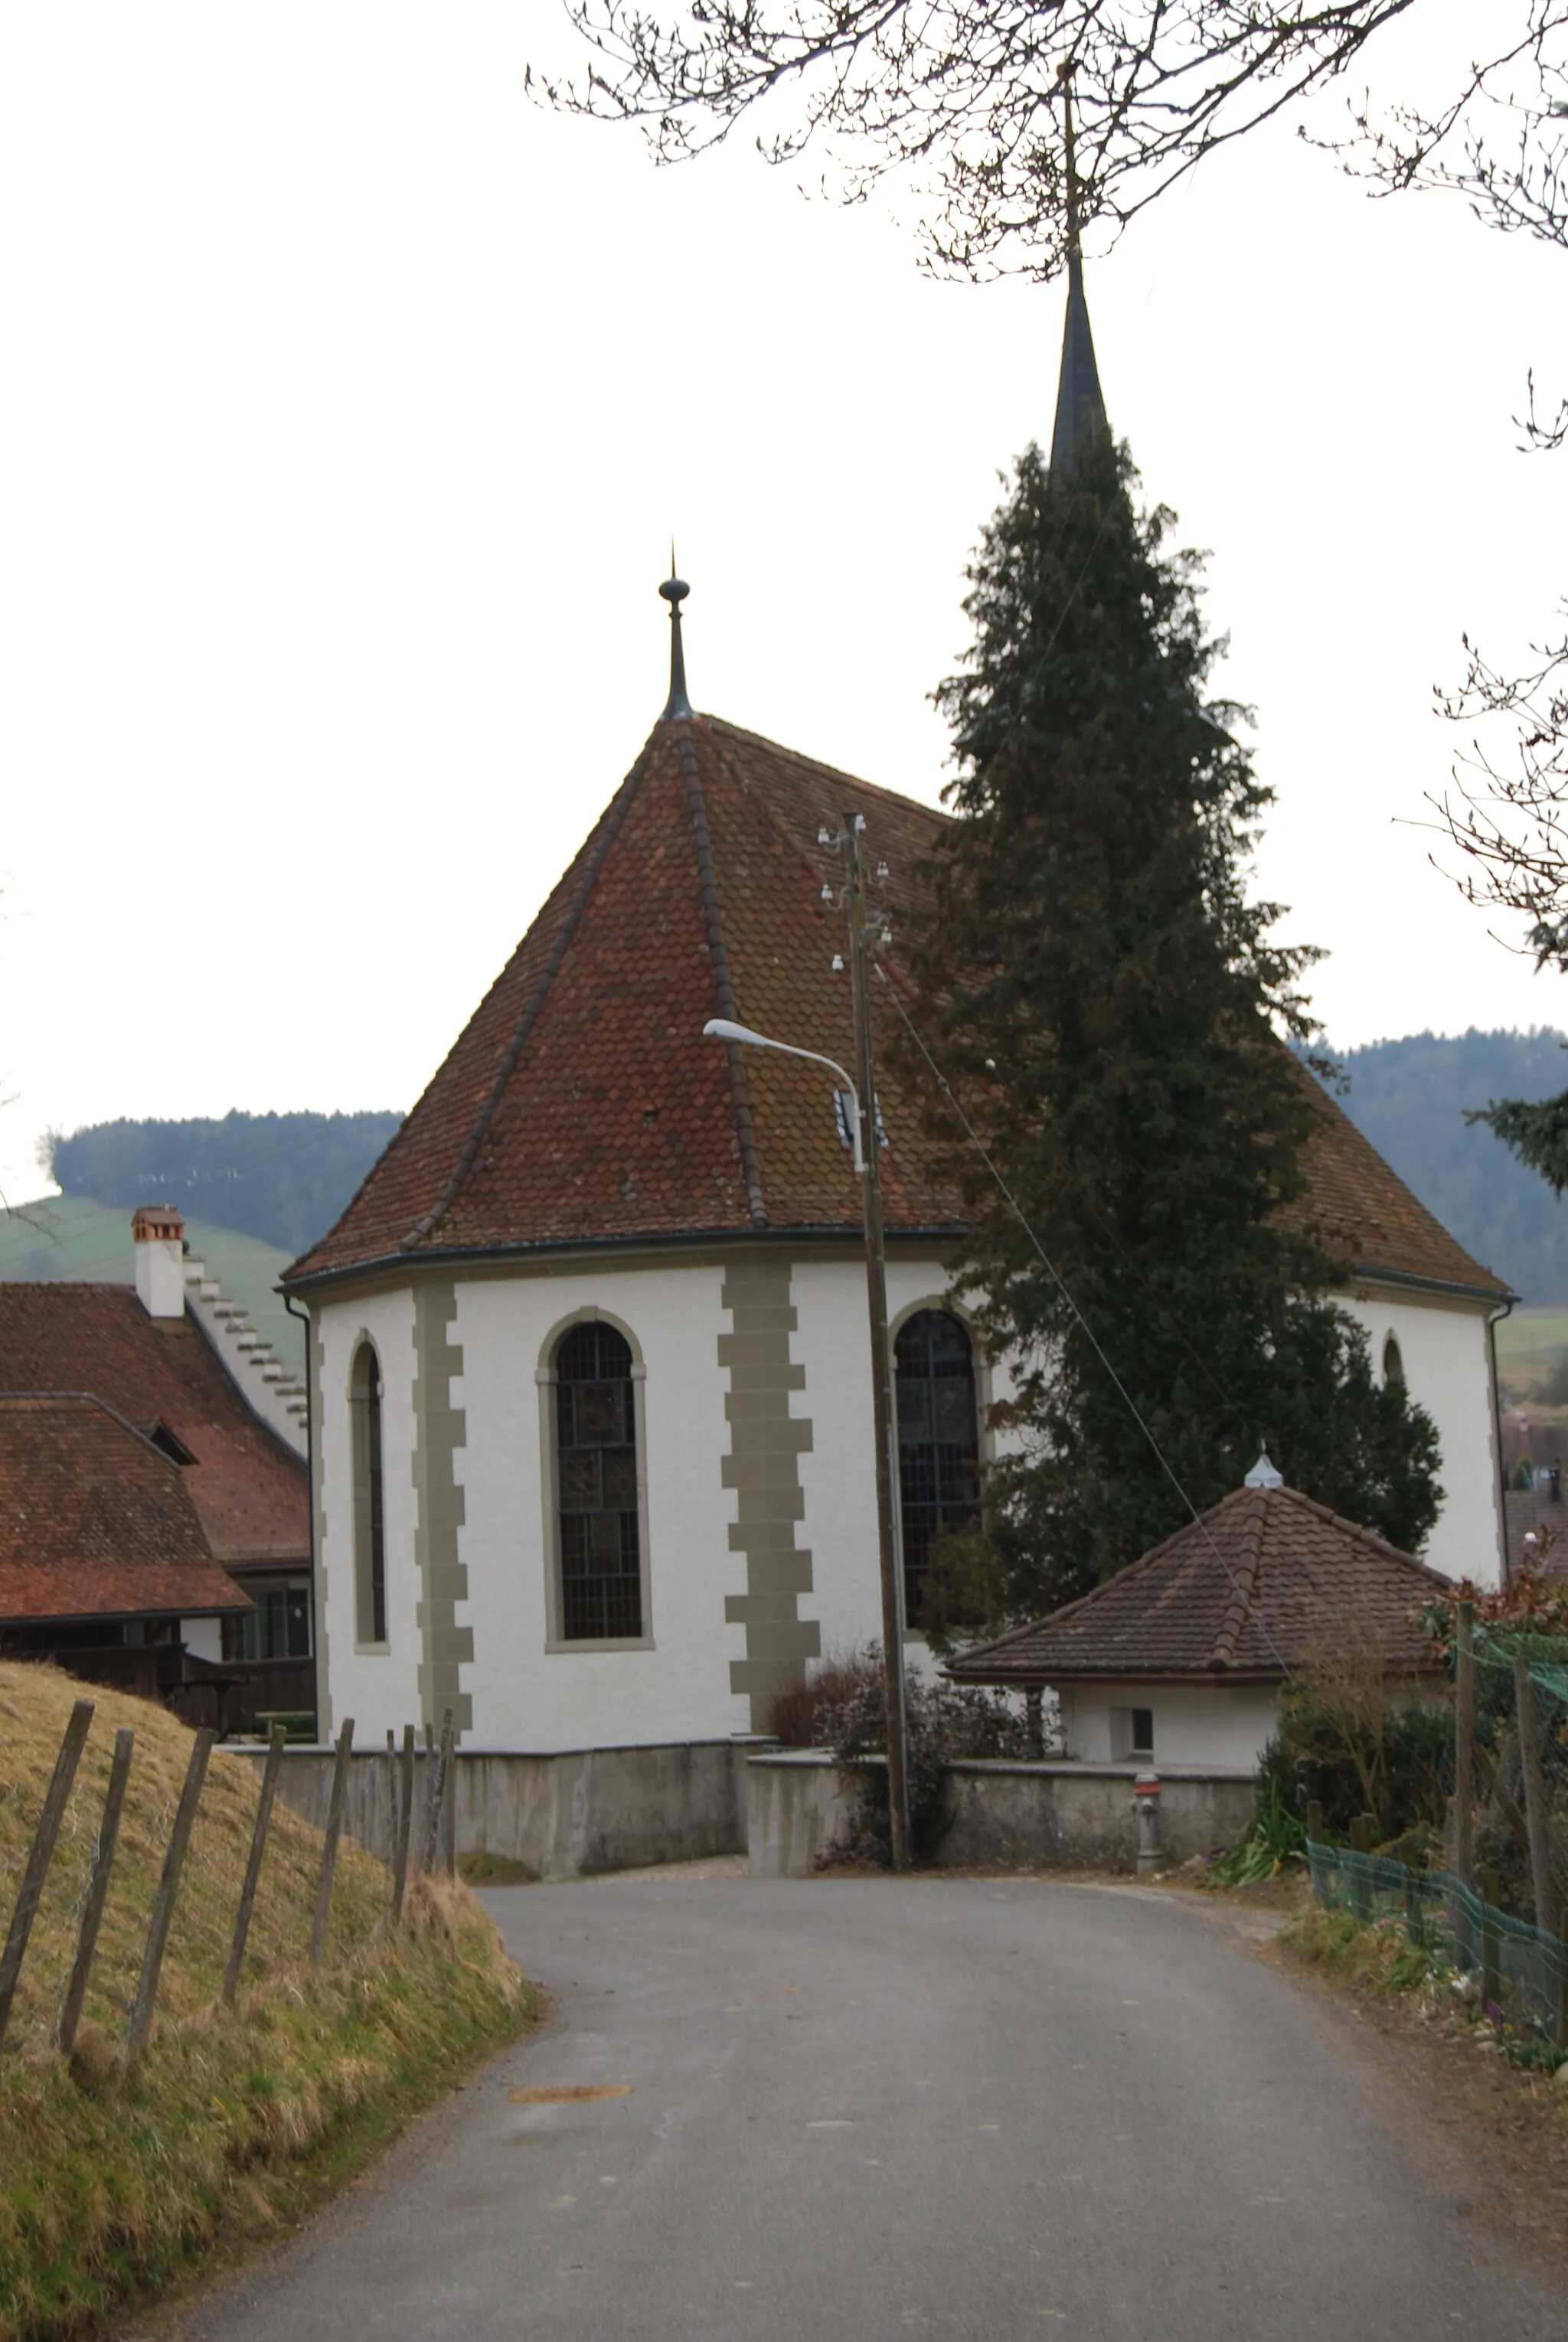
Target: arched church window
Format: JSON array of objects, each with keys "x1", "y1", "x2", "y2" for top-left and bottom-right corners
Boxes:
[
  {"x1": 894, "y1": 1308, "x2": 980, "y2": 1627},
  {"x1": 555, "y1": 1321, "x2": 644, "y2": 1641},
  {"x1": 351, "y1": 1341, "x2": 387, "y2": 1646},
  {"x1": 1383, "y1": 1334, "x2": 1405, "y2": 1388}
]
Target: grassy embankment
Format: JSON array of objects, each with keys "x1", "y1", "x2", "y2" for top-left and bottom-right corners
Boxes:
[{"x1": 0, "y1": 1666, "x2": 531, "y2": 2341}]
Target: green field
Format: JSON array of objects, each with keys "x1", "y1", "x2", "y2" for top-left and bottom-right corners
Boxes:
[
  {"x1": 1494, "y1": 1308, "x2": 1568, "y2": 1406},
  {"x1": 0, "y1": 1192, "x2": 302, "y2": 1370}
]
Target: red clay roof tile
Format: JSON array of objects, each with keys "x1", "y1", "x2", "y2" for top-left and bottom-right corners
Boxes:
[
  {"x1": 0, "y1": 1394, "x2": 250, "y2": 1625},
  {"x1": 945, "y1": 1481, "x2": 1452, "y2": 1684},
  {"x1": 285, "y1": 710, "x2": 1508, "y2": 1302},
  {"x1": 0, "y1": 1286, "x2": 309, "y2": 1567}
]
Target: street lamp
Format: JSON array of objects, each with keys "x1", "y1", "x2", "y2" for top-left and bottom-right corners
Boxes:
[{"x1": 701, "y1": 817, "x2": 913, "y2": 1870}]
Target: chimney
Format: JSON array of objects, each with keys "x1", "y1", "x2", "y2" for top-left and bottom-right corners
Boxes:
[{"x1": 132, "y1": 1205, "x2": 186, "y2": 1318}]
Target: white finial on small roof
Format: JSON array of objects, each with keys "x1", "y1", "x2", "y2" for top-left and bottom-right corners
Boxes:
[{"x1": 1243, "y1": 1450, "x2": 1284, "y2": 1489}]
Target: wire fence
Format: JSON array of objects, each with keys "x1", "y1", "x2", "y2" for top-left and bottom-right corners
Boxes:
[
  {"x1": 1306, "y1": 1841, "x2": 1568, "y2": 2050},
  {"x1": 1305, "y1": 1610, "x2": 1568, "y2": 2052}
]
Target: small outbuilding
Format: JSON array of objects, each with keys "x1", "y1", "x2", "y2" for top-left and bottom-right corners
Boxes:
[{"x1": 944, "y1": 1460, "x2": 1450, "y2": 1772}]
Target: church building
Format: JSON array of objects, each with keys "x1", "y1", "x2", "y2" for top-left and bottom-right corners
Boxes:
[{"x1": 284, "y1": 263, "x2": 1512, "y2": 1752}]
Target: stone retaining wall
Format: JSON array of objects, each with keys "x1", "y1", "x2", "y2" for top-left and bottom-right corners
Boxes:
[
  {"x1": 227, "y1": 1737, "x2": 763, "y2": 1880},
  {"x1": 745, "y1": 1750, "x2": 1258, "y2": 1876}
]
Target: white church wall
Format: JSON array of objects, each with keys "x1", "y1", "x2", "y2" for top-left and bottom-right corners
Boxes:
[
  {"x1": 1333, "y1": 1283, "x2": 1502, "y2": 1587},
  {"x1": 1058, "y1": 1679, "x2": 1279, "y2": 1770},
  {"x1": 316, "y1": 1287, "x2": 420, "y2": 1742},
  {"x1": 452, "y1": 1264, "x2": 748, "y2": 1751}
]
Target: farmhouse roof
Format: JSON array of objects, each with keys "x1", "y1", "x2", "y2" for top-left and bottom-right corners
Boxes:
[
  {"x1": 284, "y1": 687, "x2": 1510, "y2": 1302},
  {"x1": 0, "y1": 1394, "x2": 250, "y2": 1627},
  {"x1": 944, "y1": 1481, "x2": 1452, "y2": 1688},
  {"x1": 0, "y1": 1286, "x2": 309, "y2": 1568}
]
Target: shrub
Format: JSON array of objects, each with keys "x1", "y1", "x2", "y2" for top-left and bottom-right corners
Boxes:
[{"x1": 772, "y1": 1647, "x2": 1031, "y2": 1866}]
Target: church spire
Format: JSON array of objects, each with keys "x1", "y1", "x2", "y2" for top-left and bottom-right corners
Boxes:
[
  {"x1": 659, "y1": 553, "x2": 694, "y2": 721},
  {"x1": 1049, "y1": 70, "x2": 1109, "y2": 476}
]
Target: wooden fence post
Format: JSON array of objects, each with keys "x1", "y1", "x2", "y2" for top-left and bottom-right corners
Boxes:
[
  {"x1": 126, "y1": 1726, "x2": 215, "y2": 2062},
  {"x1": 58, "y1": 1726, "x2": 132, "y2": 2056},
  {"x1": 1305, "y1": 1799, "x2": 1324, "y2": 1848},
  {"x1": 0, "y1": 1699, "x2": 94, "y2": 2056},
  {"x1": 1481, "y1": 1866, "x2": 1501, "y2": 2014},
  {"x1": 420, "y1": 1710, "x2": 453, "y2": 1878},
  {"x1": 1454, "y1": 1601, "x2": 1475, "y2": 1886},
  {"x1": 224, "y1": 1724, "x2": 286, "y2": 2005},
  {"x1": 444, "y1": 1733, "x2": 457, "y2": 1880},
  {"x1": 1513, "y1": 1651, "x2": 1557, "y2": 1937},
  {"x1": 309, "y1": 1717, "x2": 355, "y2": 1971},
  {"x1": 392, "y1": 1724, "x2": 416, "y2": 1920}
]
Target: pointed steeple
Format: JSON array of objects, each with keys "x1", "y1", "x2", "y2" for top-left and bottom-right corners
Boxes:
[
  {"x1": 659, "y1": 553, "x2": 694, "y2": 721},
  {"x1": 1049, "y1": 71, "x2": 1109, "y2": 476}
]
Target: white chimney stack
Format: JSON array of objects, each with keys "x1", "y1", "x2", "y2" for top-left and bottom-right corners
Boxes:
[{"x1": 132, "y1": 1205, "x2": 187, "y2": 1318}]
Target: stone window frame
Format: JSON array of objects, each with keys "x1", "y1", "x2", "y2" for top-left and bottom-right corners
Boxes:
[
  {"x1": 536, "y1": 1306, "x2": 655, "y2": 1654},
  {"x1": 348, "y1": 1334, "x2": 390, "y2": 1654},
  {"x1": 887, "y1": 1295, "x2": 992, "y2": 1642},
  {"x1": 1383, "y1": 1332, "x2": 1406, "y2": 1388}
]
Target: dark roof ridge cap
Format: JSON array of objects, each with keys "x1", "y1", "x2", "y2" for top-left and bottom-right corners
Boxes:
[
  {"x1": 396, "y1": 735, "x2": 661, "y2": 1256},
  {"x1": 700, "y1": 712, "x2": 948, "y2": 828},
  {"x1": 0, "y1": 1387, "x2": 185, "y2": 1472},
  {"x1": 674, "y1": 729, "x2": 768, "y2": 1229},
  {"x1": 1208, "y1": 1487, "x2": 1270, "y2": 1670}
]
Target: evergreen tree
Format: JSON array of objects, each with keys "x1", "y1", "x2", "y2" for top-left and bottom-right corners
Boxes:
[{"x1": 907, "y1": 433, "x2": 1442, "y2": 1640}]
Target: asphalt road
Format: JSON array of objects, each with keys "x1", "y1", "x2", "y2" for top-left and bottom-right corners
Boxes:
[{"x1": 185, "y1": 1877, "x2": 1563, "y2": 2340}]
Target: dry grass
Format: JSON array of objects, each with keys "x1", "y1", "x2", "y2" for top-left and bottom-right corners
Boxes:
[{"x1": 0, "y1": 1664, "x2": 532, "y2": 2342}]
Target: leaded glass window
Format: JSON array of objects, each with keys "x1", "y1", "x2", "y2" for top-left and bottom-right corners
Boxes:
[
  {"x1": 556, "y1": 1322, "x2": 643, "y2": 1641},
  {"x1": 895, "y1": 1308, "x2": 979, "y2": 1625}
]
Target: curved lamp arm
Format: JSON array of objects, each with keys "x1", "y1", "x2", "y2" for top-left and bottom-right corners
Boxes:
[{"x1": 701, "y1": 1017, "x2": 864, "y2": 1175}]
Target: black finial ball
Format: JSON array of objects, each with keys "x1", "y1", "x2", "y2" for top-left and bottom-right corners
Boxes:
[{"x1": 659, "y1": 573, "x2": 689, "y2": 607}]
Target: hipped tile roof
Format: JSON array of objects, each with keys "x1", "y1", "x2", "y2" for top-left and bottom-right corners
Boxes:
[
  {"x1": 945, "y1": 1482, "x2": 1452, "y2": 1687},
  {"x1": 285, "y1": 710, "x2": 1509, "y2": 1302},
  {"x1": 0, "y1": 1394, "x2": 250, "y2": 1626},
  {"x1": 0, "y1": 1286, "x2": 309, "y2": 1567}
]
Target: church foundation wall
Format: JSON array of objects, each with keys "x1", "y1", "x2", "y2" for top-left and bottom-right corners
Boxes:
[{"x1": 230, "y1": 1735, "x2": 763, "y2": 1877}]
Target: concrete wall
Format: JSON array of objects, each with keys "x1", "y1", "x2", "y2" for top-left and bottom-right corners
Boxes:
[
  {"x1": 745, "y1": 1750, "x2": 1258, "y2": 1877},
  {"x1": 1057, "y1": 1680, "x2": 1280, "y2": 1769},
  {"x1": 224, "y1": 1736, "x2": 757, "y2": 1880},
  {"x1": 1336, "y1": 1281, "x2": 1502, "y2": 1586}
]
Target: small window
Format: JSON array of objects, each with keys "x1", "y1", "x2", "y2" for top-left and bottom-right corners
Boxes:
[
  {"x1": 895, "y1": 1308, "x2": 980, "y2": 1626},
  {"x1": 351, "y1": 1341, "x2": 387, "y2": 1645},
  {"x1": 223, "y1": 1578, "x2": 314, "y2": 1664},
  {"x1": 1383, "y1": 1334, "x2": 1405, "y2": 1388},
  {"x1": 1111, "y1": 1706, "x2": 1155, "y2": 1759},
  {"x1": 555, "y1": 1321, "x2": 643, "y2": 1641}
]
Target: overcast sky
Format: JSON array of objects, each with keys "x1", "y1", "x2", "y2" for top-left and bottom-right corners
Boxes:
[{"x1": 2, "y1": 2, "x2": 1566, "y2": 1206}]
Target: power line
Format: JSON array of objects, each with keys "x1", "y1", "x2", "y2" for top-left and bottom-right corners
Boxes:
[{"x1": 878, "y1": 970, "x2": 1294, "y2": 1677}]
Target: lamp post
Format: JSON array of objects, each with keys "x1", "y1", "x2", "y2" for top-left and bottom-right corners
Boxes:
[{"x1": 703, "y1": 832, "x2": 913, "y2": 1871}]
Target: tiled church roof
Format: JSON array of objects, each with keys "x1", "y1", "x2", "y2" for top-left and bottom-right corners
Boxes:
[
  {"x1": 944, "y1": 1481, "x2": 1451, "y2": 1686},
  {"x1": 286, "y1": 709, "x2": 1510, "y2": 1301}
]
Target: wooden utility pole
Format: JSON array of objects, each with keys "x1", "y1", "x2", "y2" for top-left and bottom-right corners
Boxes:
[{"x1": 844, "y1": 812, "x2": 911, "y2": 1872}]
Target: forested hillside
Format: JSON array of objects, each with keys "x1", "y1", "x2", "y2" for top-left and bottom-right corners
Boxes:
[
  {"x1": 1314, "y1": 1030, "x2": 1568, "y2": 1306},
  {"x1": 45, "y1": 1109, "x2": 402, "y2": 1259}
]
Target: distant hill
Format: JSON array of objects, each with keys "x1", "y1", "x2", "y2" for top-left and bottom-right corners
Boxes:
[
  {"x1": 1312, "y1": 1029, "x2": 1568, "y2": 1307},
  {"x1": 0, "y1": 1194, "x2": 302, "y2": 1370},
  {"x1": 44, "y1": 1109, "x2": 403, "y2": 1259}
]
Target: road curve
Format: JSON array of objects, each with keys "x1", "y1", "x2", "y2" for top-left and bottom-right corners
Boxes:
[{"x1": 184, "y1": 1877, "x2": 1561, "y2": 2340}]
